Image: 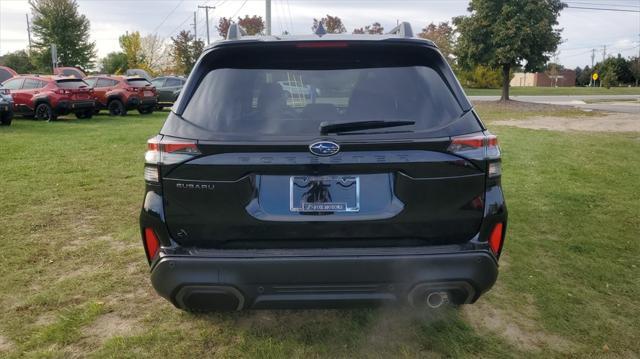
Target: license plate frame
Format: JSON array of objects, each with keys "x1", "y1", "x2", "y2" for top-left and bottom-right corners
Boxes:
[{"x1": 289, "y1": 175, "x2": 360, "y2": 213}]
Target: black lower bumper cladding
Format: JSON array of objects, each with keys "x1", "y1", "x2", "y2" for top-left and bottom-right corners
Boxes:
[{"x1": 150, "y1": 249, "x2": 498, "y2": 311}]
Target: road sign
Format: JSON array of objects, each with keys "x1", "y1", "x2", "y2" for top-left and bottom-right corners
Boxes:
[{"x1": 592, "y1": 73, "x2": 599, "y2": 81}]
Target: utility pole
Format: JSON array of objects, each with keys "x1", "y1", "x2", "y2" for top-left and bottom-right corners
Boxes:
[
  {"x1": 191, "y1": 11, "x2": 197, "y2": 40},
  {"x1": 602, "y1": 45, "x2": 606, "y2": 63},
  {"x1": 198, "y1": 5, "x2": 215, "y2": 44},
  {"x1": 26, "y1": 14, "x2": 32, "y2": 54},
  {"x1": 590, "y1": 48, "x2": 595, "y2": 87},
  {"x1": 266, "y1": 0, "x2": 271, "y2": 35}
]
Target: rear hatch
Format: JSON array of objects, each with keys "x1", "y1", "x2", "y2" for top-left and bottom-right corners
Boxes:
[
  {"x1": 153, "y1": 40, "x2": 488, "y2": 249},
  {"x1": 127, "y1": 78, "x2": 156, "y2": 98},
  {"x1": 56, "y1": 79, "x2": 92, "y2": 101}
]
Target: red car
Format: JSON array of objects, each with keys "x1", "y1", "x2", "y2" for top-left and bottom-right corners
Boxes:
[
  {"x1": 2, "y1": 75, "x2": 95, "y2": 121},
  {"x1": 84, "y1": 76, "x2": 157, "y2": 116}
]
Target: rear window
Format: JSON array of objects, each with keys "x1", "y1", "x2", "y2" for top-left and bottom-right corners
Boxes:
[
  {"x1": 168, "y1": 43, "x2": 479, "y2": 140},
  {"x1": 127, "y1": 79, "x2": 150, "y2": 87},
  {"x1": 56, "y1": 79, "x2": 88, "y2": 89}
]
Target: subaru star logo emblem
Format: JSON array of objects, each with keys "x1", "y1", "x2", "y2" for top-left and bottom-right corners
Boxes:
[{"x1": 309, "y1": 141, "x2": 340, "y2": 156}]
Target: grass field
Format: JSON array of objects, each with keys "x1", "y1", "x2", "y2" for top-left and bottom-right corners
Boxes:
[
  {"x1": 1, "y1": 105, "x2": 639, "y2": 358},
  {"x1": 464, "y1": 86, "x2": 640, "y2": 96}
]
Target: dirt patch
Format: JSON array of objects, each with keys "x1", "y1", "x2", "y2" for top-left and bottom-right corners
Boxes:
[
  {"x1": 84, "y1": 313, "x2": 137, "y2": 344},
  {"x1": 463, "y1": 299, "x2": 575, "y2": 352},
  {"x1": 0, "y1": 335, "x2": 14, "y2": 352},
  {"x1": 492, "y1": 112, "x2": 640, "y2": 132}
]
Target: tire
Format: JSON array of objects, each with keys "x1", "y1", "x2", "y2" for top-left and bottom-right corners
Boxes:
[
  {"x1": 108, "y1": 99, "x2": 126, "y2": 116},
  {"x1": 75, "y1": 109, "x2": 93, "y2": 119},
  {"x1": 0, "y1": 111, "x2": 13, "y2": 126},
  {"x1": 138, "y1": 107, "x2": 154, "y2": 115},
  {"x1": 35, "y1": 103, "x2": 57, "y2": 122}
]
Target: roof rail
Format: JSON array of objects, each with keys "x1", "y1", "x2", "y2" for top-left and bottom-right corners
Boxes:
[
  {"x1": 226, "y1": 23, "x2": 247, "y2": 40},
  {"x1": 387, "y1": 22, "x2": 414, "y2": 38}
]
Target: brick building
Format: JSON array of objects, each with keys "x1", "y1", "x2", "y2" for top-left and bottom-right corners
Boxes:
[{"x1": 510, "y1": 69, "x2": 576, "y2": 87}]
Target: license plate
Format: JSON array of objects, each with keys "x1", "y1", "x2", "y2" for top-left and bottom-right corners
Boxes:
[
  {"x1": 144, "y1": 91, "x2": 153, "y2": 97},
  {"x1": 290, "y1": 175, "x2": 360, "y2": 213}
]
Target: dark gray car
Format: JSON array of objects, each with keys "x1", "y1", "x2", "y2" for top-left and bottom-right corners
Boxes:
[{"x1": 151, "y1": 76, "x2": 185, "y2": 109}]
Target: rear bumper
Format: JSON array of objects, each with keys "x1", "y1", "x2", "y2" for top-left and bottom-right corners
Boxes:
[
  {"x1": 126, "y1": 96, "x2": 157, "y2": 109},
  {"x1": 150, "y1": 248, "x2": 498, "y2": 311},
  {"x1": 55, "y1": 100, "x2": 95, "y2": 114}
]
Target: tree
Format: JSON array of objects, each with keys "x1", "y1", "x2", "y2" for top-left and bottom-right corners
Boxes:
[
  {"x1": 217, "y1": 16, "x2": 265, "y2": 38},
  {"x1": 312, "y1": 15, "x2": 346, "y2": 34},
  {"x1": 99, "y1": 52, "x2": 128, "y2": 74},
  {"x1": 353, "y1": 22, "x2": 384, "y2": 35},
  {"x1": 119, "y1": 31, "x2": 146, "y2": 70},
  {"x1": 29, "y1": 0, "x2": 96, "y2": 70},
  {"x1": 0, "y1": 50, "x2": 37, "y2": 74},
  {"x1": 454, "y1": 0, "x2": 566, "y2": 101},
  {"x1": 630, "y1": 57, "x2": 640, "y2": 87},
  {"x1": 217, "y1": 17, "x2": 232, "y2": 38},
  {"x1": 418, "y1": 22, "x2": 455, "y2": 64},
  {"x1": 238, "y1": 15, "x2": 265, "y2": 35},
  {"x1": 457, "y1": 65, "x2": 503, "y2": 88},
  {"x1": 141, "y1": 33, "x2": 170, "y2": 75},
  {"x1": 575, "y1": 66, "x2": 593, "y2": 86},
  {"x1": 170, "y1": 30, "x2": 203, "y2": 75}
]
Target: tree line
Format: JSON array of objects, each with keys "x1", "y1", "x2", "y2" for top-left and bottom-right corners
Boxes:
[{"x1": 2, "y1": 0, "x2": 639, "y2": 99}]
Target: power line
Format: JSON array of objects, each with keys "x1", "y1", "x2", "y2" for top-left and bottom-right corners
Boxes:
[
  {"x1": 153, "y1": 0, "x2": 186, "y2": 34},
  {"x1": 230, "y1": 0, "x2": 248, "y2": 20},
  {"x1": 566, "y1": 5, "x2": 640, "y2": 12}
]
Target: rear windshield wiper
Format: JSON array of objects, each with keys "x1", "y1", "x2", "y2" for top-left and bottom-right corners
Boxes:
[{"x1": 319, "y1": 120, "x2": 415, "y2": 135}]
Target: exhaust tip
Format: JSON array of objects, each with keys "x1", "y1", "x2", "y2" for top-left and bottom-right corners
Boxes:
[{"x1": 426, "y1": 291, "x2": 449, "y2": 309}]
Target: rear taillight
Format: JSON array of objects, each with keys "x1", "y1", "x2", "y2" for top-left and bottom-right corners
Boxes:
[
  {"x1": 448, "y1": 133, "x2": 501, "y2": 178},
  {"x1": 488, "y1": 222, "x2": 504, "y2": 256},
  {"x1": 143, "y1": 227, "x2": 160, "y2": 261},
  {"x1": 144, "y1": 136, "x2": 201, "y2": 183},
  {"x1": 126, "y1": 87, "x2": 139, "y2": 92}
]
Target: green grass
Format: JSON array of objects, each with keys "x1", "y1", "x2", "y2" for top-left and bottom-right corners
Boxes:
[
  {"x1": 0, "y1": 108, "x2": 638, "y2": 357},
  {"x1": 464, "y1": 86, "x2": 640, "y2": 96}
]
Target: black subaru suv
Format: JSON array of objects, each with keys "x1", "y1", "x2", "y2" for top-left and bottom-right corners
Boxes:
[{"x1": 140, "y1": 23, "x2": 507, "y2": 312}]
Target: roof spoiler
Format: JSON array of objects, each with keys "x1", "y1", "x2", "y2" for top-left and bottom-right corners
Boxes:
[
  {"x1": 387, "y1": 22, "x2": 414, "y2": 38},
  {"x1": 226, "y1": 23, "x2": 247, "y2": 40}
]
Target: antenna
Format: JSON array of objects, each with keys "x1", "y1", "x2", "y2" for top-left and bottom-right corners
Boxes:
[
  {"x1": 226, "y1": 23, "x2": 247, "y2": 40},
  {"x1": 387, "y1": 22, "x2": 413, "y2": 38},
  {"x1": 314, "y1": 22, "x2": 327, "y2": 36}
]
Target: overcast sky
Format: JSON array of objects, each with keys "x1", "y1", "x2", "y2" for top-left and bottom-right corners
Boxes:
[{"x1": 1, "y1": 0, "x2": 639, "y2": 68}]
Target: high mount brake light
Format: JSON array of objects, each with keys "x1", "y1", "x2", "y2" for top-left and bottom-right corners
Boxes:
[{"x1": 296, "y1": 41, "x2": 349, "y2": 48}]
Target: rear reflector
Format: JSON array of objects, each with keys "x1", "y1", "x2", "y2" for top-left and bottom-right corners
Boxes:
[
  {"x1": 488, "y1": 223, "x2": 504, "y2": 256},
  {"x1": 144, "y1": 227, "x2": 160, "y2": 261}
]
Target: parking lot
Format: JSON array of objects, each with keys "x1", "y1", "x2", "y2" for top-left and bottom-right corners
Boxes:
[{"x1": 1, "y1": 104, "x2": 638, "y2": 358}]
